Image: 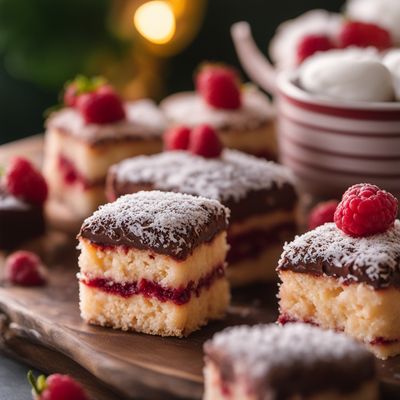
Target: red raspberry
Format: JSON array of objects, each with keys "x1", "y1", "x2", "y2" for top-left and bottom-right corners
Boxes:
[
  {"x1": 308, "y1": 200, "x2": 339, "y2": 230},
  {"x1": 164, "y1": 125, "x2": 191, "y2": 151},
  {"x1": 76, "y1": 85, "x2": 126, "y2": 124},
  {"x1": 195, "y1": 64, "x2": 241, "y2": 110},
  {"x1": 334, "y1": 183, "x2": 398, "y2": 237},
  {"x1": 29, "y1": 372, "x2": 89, "y2": 400},
  {"x1": 5, "y1": 157, "x2": 48, "y2": 205},
  {"x1": 339, "y1": 21, "x2": 392, "y2": 50},
  {"x1": 63, "y1": 83, "x2": 79, "y2": 107},
  {"x1": 5, "y1": 251, "x2": 46, "y2": 286},
  {"x1": 189, "y1": 124, "x2": 223, "y2": 158},
  {"x1": 297, "y1": 34, "x2": 335, "y2": 64}
]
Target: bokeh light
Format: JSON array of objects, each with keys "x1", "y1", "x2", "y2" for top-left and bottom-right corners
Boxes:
[{"x1": 134, "y1": 1, "x2": 176, "y2": 45}]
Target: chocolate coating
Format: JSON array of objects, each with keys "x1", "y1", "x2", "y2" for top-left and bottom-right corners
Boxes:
[
  {"x1": 79, "y1": 191, "x2": 229, "y2": 260},
  {"x1": 278, "y1": 222, "x2": 400, "y2": 289},
  {"x1": 0, "y1": 188, "x2": 45, "y2": 250}
]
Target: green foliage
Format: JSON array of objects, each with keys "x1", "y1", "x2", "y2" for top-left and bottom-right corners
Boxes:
[{"x1": 0, "y1": 0, "x2": 125, "y2": 89}]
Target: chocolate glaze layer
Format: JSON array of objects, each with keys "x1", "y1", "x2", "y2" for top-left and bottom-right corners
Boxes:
[
  {"x1": 0, "y1": 188, "x2": 45, "y2": 250},
  {"x1": 107, "y1": 175, "x2": 296, "y2": 223},
  {"x1": 79, "y1": 191, "x2": 229, "y2": 260},
  {"x1": 206, "y1": 334, "x2": 375, "y2": 400},
  {"x1": 278, "y1": 258, "x2": 400, "y2": 289}
]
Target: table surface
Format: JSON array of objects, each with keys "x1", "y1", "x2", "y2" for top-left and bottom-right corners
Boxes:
[{"x1": 0, "y1": 355, "x2": 38, "y2": 400}]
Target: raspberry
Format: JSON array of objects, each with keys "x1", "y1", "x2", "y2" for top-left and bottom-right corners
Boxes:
[
  {"x1": 308, "y1": 200, "x2": 339, "y2": 230},
  {"x1": 28, "y1": 372, "x2": 89, "y2": 400},
  {"x1": 5, "y1": 157, "x2": 48, "y2": 205},
  {"x1": 5, "y1": 251, "x2": 46, "y2": 286},
  {"x1": 189, "y1": 124, "x2": 223, "y2": 158},
  {"x1": 339, "y1": 21, "x2": 392, "y2": 50},
  {"x1": 164, "y1": 125, "x2": 191, "y2": 151},
  {"x1": 334, "y1": 183, "x2": 398, "y2": 237},
  {"x1": 195, "y1": 64, "x2": 241, "y2": 110},
  {"x1": 297, "y1": 34, "x2": 335, "y2": 64},
  {"x1": 76, "y1": 85, "x2": 126, "y2": 125}
]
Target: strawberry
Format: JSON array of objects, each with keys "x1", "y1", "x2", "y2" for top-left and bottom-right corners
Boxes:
[{"x1": 195, "y1": 64, "x2": 241, "y2": 109}]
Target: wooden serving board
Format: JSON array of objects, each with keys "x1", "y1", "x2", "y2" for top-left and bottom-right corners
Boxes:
[{"x1": 0, "y1": 136, "x2": 400, "y2": 400}]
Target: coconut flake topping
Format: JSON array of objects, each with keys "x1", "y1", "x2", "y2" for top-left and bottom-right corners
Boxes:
[
  {"x1": 278, "y1": 221, "x2": 400, "y2": 286},
  {"x1": 112, "y1": 150, "x2": 293, "y2": 203},
  {"x1": 80, "y1": 191, "x2": 229, "y2": 258}
]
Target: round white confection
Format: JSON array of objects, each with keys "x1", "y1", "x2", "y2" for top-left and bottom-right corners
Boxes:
[
  {"x1": 383, "y1": 49, "x2": 400, "y2": 101},
  {"x1": 269, "y1": 9, "x2": 343, "y2": 70},
  {"x1": 299, "y1": 49, "x2": 394, "y2": 102},
  {"x1": 346, "y1": 0, "x2": 400, "y2": 44}
]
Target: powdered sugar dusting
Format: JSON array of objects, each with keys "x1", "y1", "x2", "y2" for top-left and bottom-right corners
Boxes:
[
  {"x1": 278, "y1": 222, "x2": 400, "y2": 286},
  {"x1": 206, "y1": 323, "x2": 368, "y2": 381},
  {"x1": 47, "y1": 99, "x2": 166, "y2": 141},
  {"x1": 161, "y1": 87, "x2": 274, "y2": 129},
  {"x1": 80, "y1": 191, "x2": 229, "y2": 257},
  {"x1": 113, "y1": 150, "x2": 293, "y2": 202}
]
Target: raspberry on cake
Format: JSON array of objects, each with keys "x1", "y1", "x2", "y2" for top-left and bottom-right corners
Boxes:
[
  {"x1": 77, "y1": 191, "x2": 230, "y2": 337},
  {"x1": 203, "y1": 323, "x2": 378, "y2": 400},
  {"x1": 161, "y1": 64, "x2": 276, "y2": 160},
  {"x1": 0, "y1": 157, "x2": 47, "y2": 250},
  {"x1": 43, "y1": 76, "x2": 166, "y2": 219},
  {"x1": 278, "y1": 183, "x2": 400, "y2": 359},
  {"x1": 106, "y1": 150, "x2": 298, "y2": 286}
]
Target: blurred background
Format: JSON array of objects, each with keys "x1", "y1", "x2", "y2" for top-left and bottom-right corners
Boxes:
[{"x1": 0, "y1": 0, "x2": 343, "y2": 144}]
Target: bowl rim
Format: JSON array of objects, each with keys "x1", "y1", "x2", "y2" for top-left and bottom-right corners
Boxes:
[{"x1": 277, "y1": 71, "x2": 400, "y2": 112}]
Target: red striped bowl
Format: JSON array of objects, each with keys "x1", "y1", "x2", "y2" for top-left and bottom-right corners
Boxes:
[{"x1": 276, "y1": 72, "x2": 400, "y2": 197}]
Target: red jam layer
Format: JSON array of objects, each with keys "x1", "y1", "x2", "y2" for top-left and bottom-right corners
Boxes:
[
  {"x1": 58, "y1": 156, "x2": 103, "y2": 189},
  {"x1": 81, "y1": 264, "x2": 225, "y2": 306},
  {"x1": 279, "y1": 314, "x2": 400, "y2": 346},
  {"x1": 227, "y1": 223, "x2": 296, "y2": 264}
]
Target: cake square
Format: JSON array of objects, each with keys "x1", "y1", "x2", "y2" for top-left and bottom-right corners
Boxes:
[
  {"x1": 106, "y1": 150, "x2": 298, "y2": 286},
  {"x1": 78, "y1": 190, "x2": 230, "y2": 337},
  {"x1": 0, "y1": 187, "x2": 45, "y2": 250},
  {"x1": 278, "y1": 221, "x2": 400, "y2": 359},
  {"x1": 203, "y1": 323, "x2": 378, "y2": 400},
  {"x1": 161, "y1": 87, "x2": 277, "y2": 159},
  {"x1": 44, "y1": 99, "x2": 165, "y2": 218}
]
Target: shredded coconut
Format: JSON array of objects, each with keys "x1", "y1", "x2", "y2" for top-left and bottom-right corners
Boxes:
[
  {"x1": 80, "y1": 191, "x2": 229, "y2": 256},
  {"x1": 112, "y1": 150, "x2": 293, "y2": 203},
  {"x1": 206, "y1": 323, "x2": 368, "y2": 381},
  {"x1": 278, "y1": 222, "x2": 400, "y2": 285},
  {"x1": 47, "y1": 99, "x2": 166, "y2": 141},
  {"x1": 161, "y1": 87, "x2": 274, "y2": 129}
]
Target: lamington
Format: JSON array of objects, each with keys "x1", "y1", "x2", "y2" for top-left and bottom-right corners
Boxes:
[
  {"x1": 106, "y1": 149, "x2": 298, "y2": 286},
  {"x1": 278, "y1": 183, "x2": 400, "y2": 359},
  {"x1": 161, "y1": 64, "x2": 276, "y2": 159},
  {"x1": 203, "y1": 323, "x2": 378, "y2": 400},
  {"x1": 43, "y1": 77, "x2": 166, "y2": 219},
  {"x1": 0, "y1": 157, "x2": 47, "y2": 250},
  {"x1": 78, "y1": 190, "x2": 230, "y2": 337}
]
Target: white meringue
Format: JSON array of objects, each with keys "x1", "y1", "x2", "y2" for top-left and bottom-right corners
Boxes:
[
  {"x1": 269, "y1": 10, "x2": 343, "y2": 70},
  {"x1": 299, "y1": 49, "x2": 394, "y2": 102},
  {"x1": 382, "y1": 49, "x2": 400, "y2": 100},
  {"x1": 346, "y1": 0, "x2": 400, "y2": 44}
]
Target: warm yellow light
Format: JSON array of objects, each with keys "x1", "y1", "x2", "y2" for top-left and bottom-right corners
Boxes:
[{"x1": 134, "y1": 1, "x2": 176, "y2": 45}]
